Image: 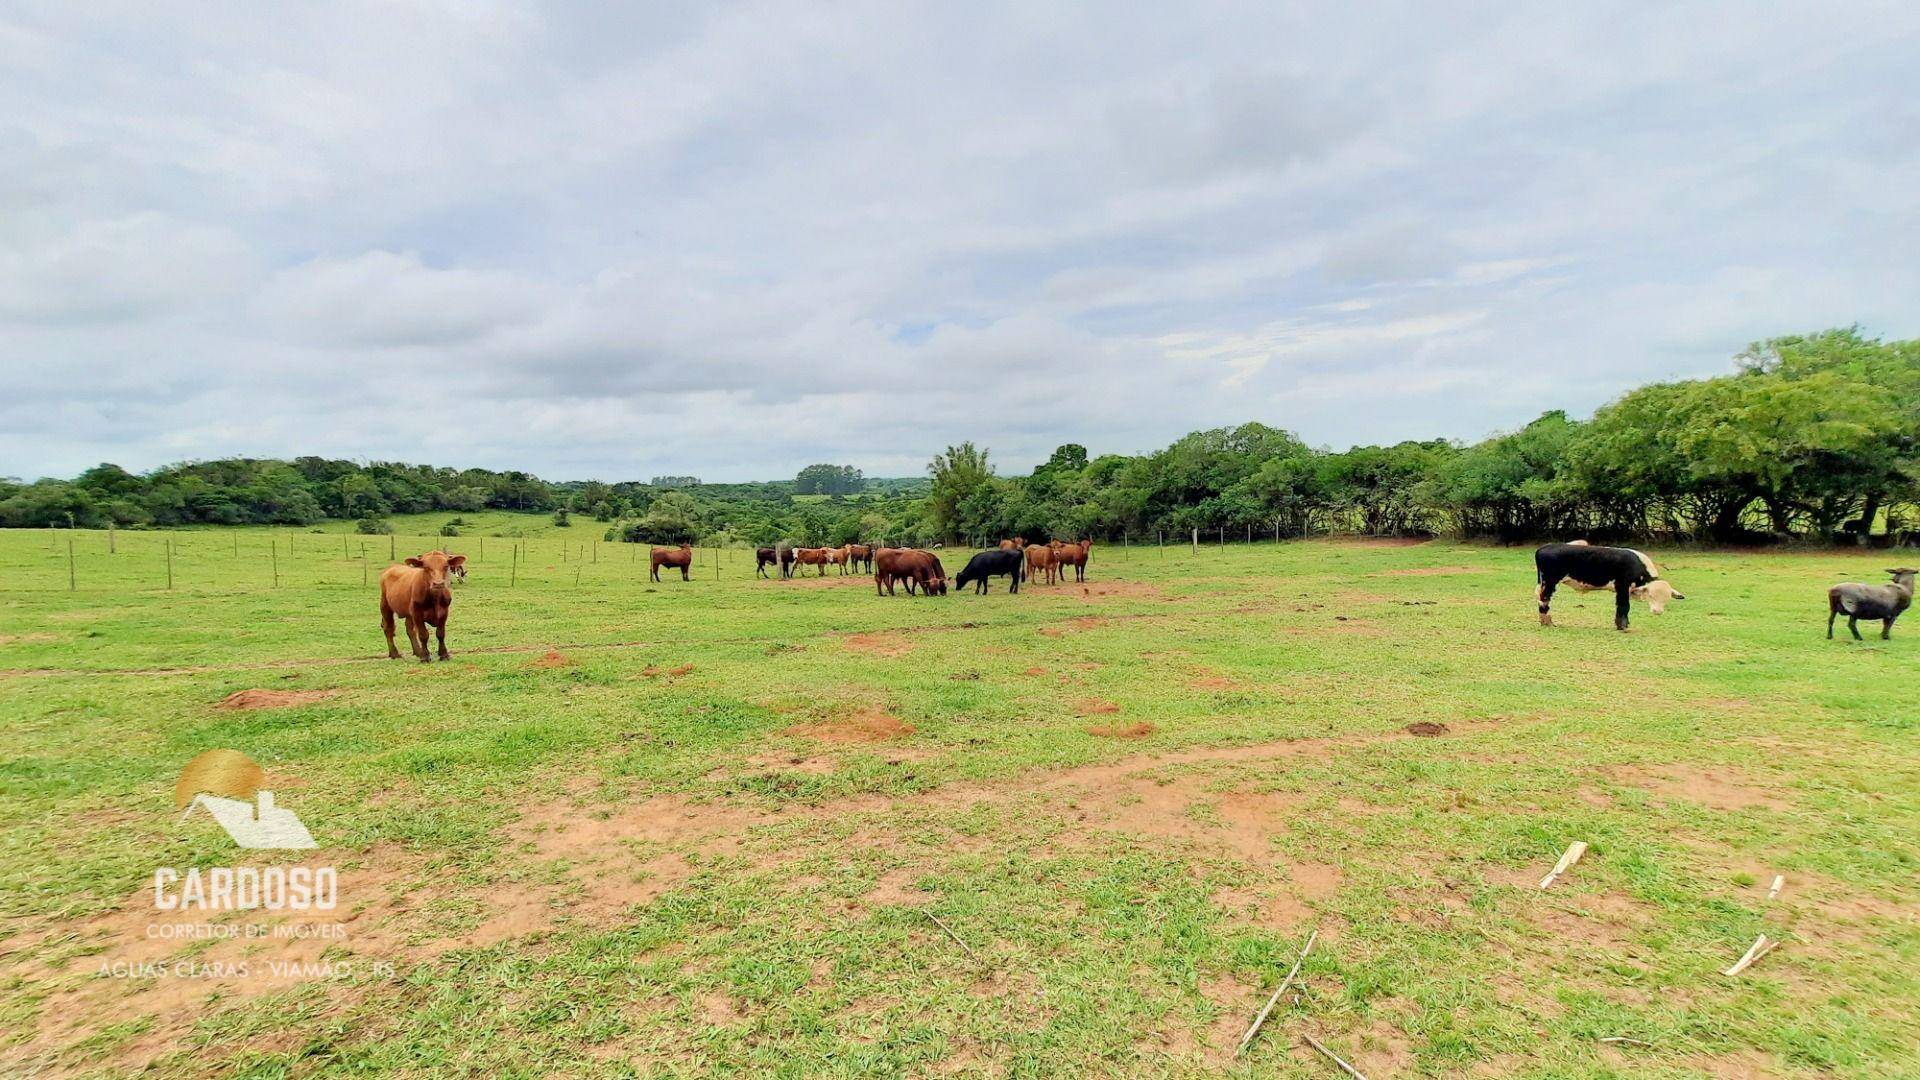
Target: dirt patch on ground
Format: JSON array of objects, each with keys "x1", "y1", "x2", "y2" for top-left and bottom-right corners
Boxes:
[
  {"x1": 1023, "y1": 666, "x2": 1049, "y2": 676},
  {"x1": 1373, "y1": 565, "x2": 1483, "y2": 577},
  {"x1": 1087, "y1": 722, "x2": 1156, "y2": 739},
  {"x1": 215, "y1": 688, "x2": 339, "y2": 709},
  {"x1": 1075, "y1": 698, "x2": 1122, "y2": 715},
  {"x1": 1405, "y1": 721, "x2": 1449, "y2": 737},
  {"x1": 1189, "y1": 676, "x2": 1240, "y2": 691},
  {"x1": 843, "y1": 633, "x2": 914, "y2": 657},
  {"x1": 0, "y1": 632, "x2": 61, "y2": 646},
  {"x1": 527, "y1": 650, "x2": 571, "y2": 669},
  {"x1": 1611, "y1": 764, "x2": 1786, "y2": 811},
  {"x1": 1070, "y1": 581, "x2": 1166, "y2": 602},
  {"x1": 786, "y1": 705, "x2": 916, "y2": 743}
]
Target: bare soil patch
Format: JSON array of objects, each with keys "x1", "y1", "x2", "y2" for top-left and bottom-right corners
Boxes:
[
  {"x1": 1070, "y1": 581, "x2": 1165, "y2": 602},
  {"x1": 1087, "y1": 721, "x2": 1156, "y2": 739},
  {"x1": 527, "y1": 650, "x2": 571, "y2": 669},
  {"x1": 215, "y1": 688, "x2": 339, "y2": 709},
  {"x1": 844, "y1": 632, "x2": 914, "y2": 657},
  {"x1": 1075, "y1": 698, "x2": 1122, "y2": 715},
  {"x1": 1405, "y1": 721, "x2": 1449, "y2": 737},
  {"x1": 1612, "y1": 764, "x2": 1785, "y2": 811},
  {"x1": 786, "y1": 705, "x2": 916, "y2": 743},
  {"x1": 1189, "y1": 676, "x2": 1240, "y2": 691}
]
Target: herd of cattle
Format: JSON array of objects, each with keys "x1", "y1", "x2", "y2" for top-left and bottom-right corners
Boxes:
[
  {"x1": 738, "y1": 536, "x2": 1095, "y2": 594},
  {"x1": 372, "y1": 540, "x2": 1914, "y2": 661}
]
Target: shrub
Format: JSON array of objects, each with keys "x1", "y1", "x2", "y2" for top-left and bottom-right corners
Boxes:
[{"x1": 355, "y1": 517, "x2": 393, "y2": 535}]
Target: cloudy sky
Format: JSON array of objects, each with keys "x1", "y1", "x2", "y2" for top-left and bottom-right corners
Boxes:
[{"x1": 4, "y1": 2, "x2": 1917, "y2": 482}]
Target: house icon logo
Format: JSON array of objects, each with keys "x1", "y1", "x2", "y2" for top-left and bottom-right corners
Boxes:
[{"x1": 176, "y1": 749, "x2": 317, "y2": 850}]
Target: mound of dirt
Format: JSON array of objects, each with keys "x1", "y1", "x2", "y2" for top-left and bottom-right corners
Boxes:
[
  {"x1": 844, "y1": 633, "x2": 913, "y2": 657},
  {"x1": 527, "y1": 650, "x2": 571, "y2": 669},
  {"x1": 1087, "y1": 721, "x2": 1156, "y2": 739},
  {"x1": 1075, "y1": 698, "x2": 1122, "y2": 715},
  {"x1": 1405, "y1": 721, "x2": 1449, "y2": 737},
  {"x1": 215, "y1": 689, "x2": 338, "y2": 710},
  {"x1": 785, "y1": 706, "x2": 915, "y2": 743}
]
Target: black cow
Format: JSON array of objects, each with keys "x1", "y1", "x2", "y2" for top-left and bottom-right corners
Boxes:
[
  {"x1": 955, "y1": 548, "x2": 1024, "y2": 594},
  {"x1": 1535, "y1": 542, "x2": 1682, "y2": 631},
  {"x1": 779, "y1": 544, "x2": 797, "y2": 579},
  {"x1": 755, "y1": 547, "x2": 778, "y2": 578}
]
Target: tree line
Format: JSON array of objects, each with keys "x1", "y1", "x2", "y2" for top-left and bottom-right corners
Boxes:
[{"x1": 5, "y1": 329, "x2": 1914, "y2": 545}]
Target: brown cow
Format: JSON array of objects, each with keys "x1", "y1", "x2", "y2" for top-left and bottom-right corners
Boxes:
[
  {"x1": 846, "y1": 543, "x2": 874, "y2": 573},
  {"x1": 380, "y1": 550, "x2": 464, "y2": 662},
  {"x1": 1053, "y1": 539, "x2": 1092, "y2": 582},
  {"x1": 825, "y1": 545, "x2": 853, "y2": 575},
  {"x1": 650, "y1": 544, "x2": 693, "y2": 582},
  {"x1": 1025, "y1": 543, "x2": 1057, "y2": 585},
  {"x1": 792, "y1": 547, "x2": 832, "y2": 576},
  {"x1": 998, "y1": 536, "x2": 1027, "y2": 551},
  {"x1": 875, "y1": 548, "x2": 947, "y2": 596}
]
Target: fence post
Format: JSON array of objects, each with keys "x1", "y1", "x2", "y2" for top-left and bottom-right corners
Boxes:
[
  {"x1": 511, "y1": 546, "x2": 518, "y2": 588},
  {"x1": 166, "y1": 538, "x2": 174, "y2": 590},
  {"x1": 271, "y1": 540, "x2": 279, "y2": 587},
  {"x1": 1191, "y1": 528, "x2": 1198, "y2": 555},
  {"x1": 108, "y1": 525, "x2": 116, "y2": 554},
  {"x1": 389, "y1": 535, "x2": 396, "y2": 562},
  {"x1": 67, "y1": 537, "x2": 75, "y2": 591}
]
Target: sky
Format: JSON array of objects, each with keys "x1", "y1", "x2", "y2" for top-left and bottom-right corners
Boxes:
[{"x1": 3, "y1": 2, "x2": 1917, "y2": 483}]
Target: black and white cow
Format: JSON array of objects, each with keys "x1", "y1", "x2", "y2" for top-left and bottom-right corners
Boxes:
[{"x1": 1535, "y1": 541, "x2": 1684, "y2": 631}]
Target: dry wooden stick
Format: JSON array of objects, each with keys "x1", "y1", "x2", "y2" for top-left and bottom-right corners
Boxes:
[
  {"x1": 1723, "y1": 933, "x2": 1776, "y2": 976},
  {"x1": 1766, "y1": 874, "x2": 1785, "y2": 901},
  {"x1": 1301, "y1": 1033, "x2": 1368, "y2": 1079},
  {"x1": 922, "y1": 911, "x2": 978, "y2": 961},
  {"x1": 1599, "y1": 1036, "x2": 1654, "y2": 1047},
  {"x1": 1235, "y1": 928, "x2": 1318, "y2": 1057},
  {"x1": 1538, "y1": 840, "x2": 1589, "y2": 890}
]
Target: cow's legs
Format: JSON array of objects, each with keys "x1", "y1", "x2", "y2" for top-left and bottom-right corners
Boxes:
[
  {"x1": 1883, "y1": 618, "x2": 1894, "y2": 640},
  {"x1": 1828, "y1": 607, "x2": 1838, "y2": 639},
  {"x1": 1614, "y1": 580, "x2": 1632, "y2": 631},
  {"x1": 681, "y1": 565, "x2": 689, "y2": 581},
  {"x1": 381, "y1": 602, "x2": 401, "y2": 659},
  {"x1": 405, "y1": 616, "x2": 428, "y2": 660},
  {"x1": 650, "y1": 564, "x2": 660, "y2": 582},
  {"x1": 1848, "y1": 615, "x2": 1863, "y2": 640},
  {"x1": 1537, "y1": 575, "x2": 1561, "y2": 626},
  {"x1": 434, "y1": 619, "x2": 449, "y2": 660},
  {"x1": 1009, "y1": 571, "x2": 1019, "y2": 594}
]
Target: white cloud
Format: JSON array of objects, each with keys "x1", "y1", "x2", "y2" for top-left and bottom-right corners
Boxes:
[{"x1": 2, "y1": 2, "x2": 1918, "y2": 480}]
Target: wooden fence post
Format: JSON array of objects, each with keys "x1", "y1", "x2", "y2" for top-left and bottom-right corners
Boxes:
[
  {"x1": 67, "y1": 538, "x2": 75, "y2": 591},
  {"x1": 166, "y1": 538, "x2": 174, "y2": 590},
  {"x1": 511, "y1": 546, "x2": 518, "y2": 588},
  {"x1": 271, "y1": 540, "x2": 279, "y2": 587},
  {"x1": 1190, "y1": 528, "x2": 1198, "y2": 555}
]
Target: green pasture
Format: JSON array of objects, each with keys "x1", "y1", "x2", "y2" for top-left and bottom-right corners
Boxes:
[{"x1": 0, "y1": 525, "x2": 1915, "y2": 1077}]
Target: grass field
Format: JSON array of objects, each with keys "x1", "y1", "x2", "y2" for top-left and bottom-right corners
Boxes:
[{"x1": 2, "y1": 526, "x2": 1917, "y2": 1078}]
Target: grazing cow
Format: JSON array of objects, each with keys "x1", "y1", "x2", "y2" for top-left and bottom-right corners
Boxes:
[
  {"x1": 755, "y1": 546, "x2": 778, "y2": 578},
  {"x1": 1535, "y1": 542, "x2": 1684, "y2": 631},
  {"x1": 1828, "y1": 568, "x2": 1917, "y2": 640},
  {"x1": 650, "y1": 544, "x2": 693, "y2": 582},
  {"x1": 1053, "y1": 539, "x2": 1092, "y2": 583},
  {"x1": 1025, "y1": 543, "x2": 1057, "y2": 585},
  {"x1": 380, "y1": 550, "x2": 464, "y2": 662},
  {"x1": 875, "y1": 548, "x2": 947, "y2": 596},
  {"x1": 792, "y1": 547, "x2": 832, "y2": 576},
  {"x1": 956, "y1": 548, "x2": 1024, "y2": 594},
  {"x1": 825, "y1": 545, "x2": 854, "y2": 575}
]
